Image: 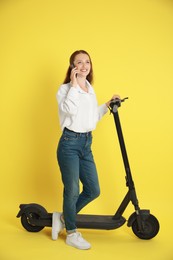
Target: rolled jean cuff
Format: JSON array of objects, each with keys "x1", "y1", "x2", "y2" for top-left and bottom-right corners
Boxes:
[{"x1": 67, "y1": 229, "x2": 77, "y2": 234}]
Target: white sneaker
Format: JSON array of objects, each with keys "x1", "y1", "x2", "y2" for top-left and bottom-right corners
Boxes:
[
  {"x1": 52, "y1": 212, "x2": 64, "y2": 240},
  {"x1": 66, "y1": 232, "x2": 91, "y2": 250}
]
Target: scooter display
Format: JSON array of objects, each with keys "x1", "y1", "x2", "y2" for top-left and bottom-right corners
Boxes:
[{"x1": 17, "y1": 98, "x2": 160, "y2": 239}]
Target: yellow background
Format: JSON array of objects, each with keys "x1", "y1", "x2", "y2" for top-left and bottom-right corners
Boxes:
[{"x1": 0, "y1": 0, "x2": 173, "y2": 259}]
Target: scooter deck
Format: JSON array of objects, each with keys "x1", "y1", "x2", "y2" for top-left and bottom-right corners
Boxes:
[{"x1": 76, "y1": 214, "x2": 126, "y2": 230}]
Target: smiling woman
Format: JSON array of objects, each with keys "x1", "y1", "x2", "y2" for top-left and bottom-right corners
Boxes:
[
  {"x1": 63, "y1": 50, "x2": 94, "y2": 86},
  {"x1": 70, "y1": 52, "x2": 92, "y2": 92},
  {"x1": 53, "y1": 50, "x2": 120, "y2": 249}
]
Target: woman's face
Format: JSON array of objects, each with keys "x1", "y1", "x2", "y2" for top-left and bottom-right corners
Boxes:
[{"x1": 73, "y1": 53, "x2": 91, "y2": 78}]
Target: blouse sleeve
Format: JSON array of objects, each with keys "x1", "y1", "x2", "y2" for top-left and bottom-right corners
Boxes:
[
  {"x1": 56, "y1": 84, "x2": 80, "y2": 116},
  {"x1": 97, "y1": 104, "x2": 108, "y2": 121}
]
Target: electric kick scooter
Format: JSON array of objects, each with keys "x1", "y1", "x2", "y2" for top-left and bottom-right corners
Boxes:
[{"x1": 17, "y1": 98, "x2": 160, "y2": 239}]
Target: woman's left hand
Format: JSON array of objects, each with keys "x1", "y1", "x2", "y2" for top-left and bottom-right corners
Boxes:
[{"x1": 106, "y1": 95, "x2": 121, "y2": 107}]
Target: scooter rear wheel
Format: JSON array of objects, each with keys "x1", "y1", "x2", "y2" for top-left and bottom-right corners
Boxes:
[
  {"x1": 21, "y1": 206, "x2": 47, "y2": 232},
  {"x1": 132, "y1": 214, "x2": 159, "y2": 239}
]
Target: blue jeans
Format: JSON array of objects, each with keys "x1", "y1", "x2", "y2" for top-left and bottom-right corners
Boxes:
[{"x1": 57, "y1": 128, "x2": 100, "y2": 232}]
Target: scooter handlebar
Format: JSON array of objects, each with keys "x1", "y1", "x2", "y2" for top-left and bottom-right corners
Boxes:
[{"x1": 109, "y1": 97, "x2": 128, "y2": 113}]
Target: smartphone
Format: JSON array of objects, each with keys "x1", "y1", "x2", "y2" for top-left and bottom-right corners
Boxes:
[
  {"x1": 70, "y1": 63, "x2": 77, "y2": 77},
  {"x1": 70, "y1": 63, "x2": 75, "y2": 69}
]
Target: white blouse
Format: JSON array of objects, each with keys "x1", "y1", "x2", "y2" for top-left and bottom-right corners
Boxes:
[{"x1": 56, "y1": 80, "x2": 108, "y2": 133}]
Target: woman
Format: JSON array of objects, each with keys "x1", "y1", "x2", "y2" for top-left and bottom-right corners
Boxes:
[{"x1": 52, "y1": 50, "x2": 120, "y2": 250}]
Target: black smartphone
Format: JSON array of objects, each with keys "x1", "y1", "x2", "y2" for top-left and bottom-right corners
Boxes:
[
  {"x1": 70, "y1": 64, "x2": 78, "y2": 77},
  {"x1": 70, "y1": 64, "x2": 75, "y2": 69}
]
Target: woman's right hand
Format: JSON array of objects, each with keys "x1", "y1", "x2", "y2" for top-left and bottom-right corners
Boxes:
[{"x1": 70, "y1": 67, "x2": 79, "y2": 87}]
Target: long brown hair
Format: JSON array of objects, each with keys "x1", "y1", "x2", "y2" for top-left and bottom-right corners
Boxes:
[{"x1": 63, "y1": 50, "x2": 94, "y2": 84}]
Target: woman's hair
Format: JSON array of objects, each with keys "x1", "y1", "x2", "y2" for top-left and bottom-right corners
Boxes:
[{"x1": 63, "y1": 50, "x2": 93, "y2": 84}]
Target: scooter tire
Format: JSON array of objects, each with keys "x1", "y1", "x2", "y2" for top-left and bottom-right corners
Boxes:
[
  {"x1": 21, "y1": 213, "x2": 45, "y2": 232},
  {"x1": 132, "y1": 214, "x2": 160, "y2": 240}
]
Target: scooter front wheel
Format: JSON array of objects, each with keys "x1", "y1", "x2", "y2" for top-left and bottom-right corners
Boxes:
[{"x1": 132, "y1": 214, "x2": 159, "y2": 239}]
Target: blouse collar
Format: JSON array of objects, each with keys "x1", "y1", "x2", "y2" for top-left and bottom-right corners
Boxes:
[{"x1": 76, "y1": 80, "x2": 94, "y2": 94}]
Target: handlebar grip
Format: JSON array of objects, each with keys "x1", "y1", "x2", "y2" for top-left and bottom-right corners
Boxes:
[{"x1": 109, "y1": 97, "x2": 128, "y2": 113}]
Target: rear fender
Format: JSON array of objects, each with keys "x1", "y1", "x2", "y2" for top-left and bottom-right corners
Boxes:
[{"x1": 16, "y1": 203, "x2": 47, "y2": 218}]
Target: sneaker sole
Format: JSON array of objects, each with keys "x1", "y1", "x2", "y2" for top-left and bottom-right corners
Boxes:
[{"x1": 66, "y1": 240, "x2": 91, "y2": 250}]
